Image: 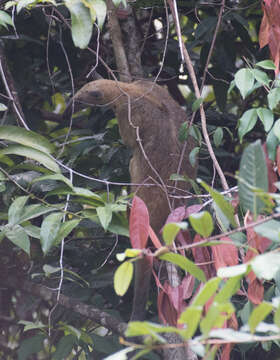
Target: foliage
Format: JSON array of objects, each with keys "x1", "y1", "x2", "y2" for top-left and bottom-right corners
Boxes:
[{"x1": 0, "y1": 0, "x2": 280, "y2": 360}]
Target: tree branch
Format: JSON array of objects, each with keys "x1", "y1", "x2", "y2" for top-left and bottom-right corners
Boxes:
[
  {"x1": 106, "y1": 0, "x2": 132, "y2": 82},
  {"x1": 1, "y1": 274, "x2": 127, "y2": 336},
  {"x1": 168, "y1": 0, "x2": 230, "y2": 193},
  {"x1": 0, "y1": 40, "x2": 29, "y2": 130}
]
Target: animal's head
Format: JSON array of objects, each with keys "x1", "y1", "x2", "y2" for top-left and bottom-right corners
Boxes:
[{"x1": 63, "y1": 79, "x2": 121, "y2": 119}]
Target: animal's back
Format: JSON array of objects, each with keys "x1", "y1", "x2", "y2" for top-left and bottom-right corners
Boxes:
[
  {"x1": 71, "y1": 79, "x2": 197, "y2": 232},
  {"x1": 119, "y1": 81, "x2": 197, "y2": 232}
]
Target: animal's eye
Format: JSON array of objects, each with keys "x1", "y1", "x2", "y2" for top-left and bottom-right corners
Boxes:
[{"x1": 91, "y1": 90, "x2": 103, "y2": 99}]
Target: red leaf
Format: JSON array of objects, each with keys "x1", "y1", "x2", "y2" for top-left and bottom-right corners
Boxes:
[
  {"x1": 180, "y1": 274, "x2": 195, "y2": 300},
  {"x1": 248, "y1": 278, "x2": 264, "y2": 305},
  {"x1": 165, "y1": 206, "x2": 186, "y2": 223},
  {"x1": 192, "y1": 235, "x2": 215, "y2": 280},
  {"x1": 129, "y1": 196, "x2": 150, "y2": 249},
  {"x1": 245, "y1": 214, "x2": 272, "y2": 254},
  {"x1": 244, "y1": 214, "x2": 272, "y2": 283},
  {"x1": 259, "y1": 3, "x2": 270, "y2": 48},
  {"x1": 220, "y1": 343, "x2": 233, "y2": 360},
  {"x1": 276, "y1": 145, "x2": 280, "y2": 176},
  {"x1": 263, "y1": 143, "x2": 277, "y2": 192},
  {"x1": 228, "y1": 312, "x2": 238, "y2": 330},
  {"x1": 157, "y1": 283, "x2": 178, "y2": 326},
  {"x1": 218, "y1": 314, "x2": 238, "y2": 360},
  {"x1": 259, "y1": 0, "x2": 280, "y2": 73},
  {"x1": 185, "y1": 204, "x2": 203, "y2": 218},
  {"x1": 148, "y1": 226, "x2": 162, "y2": 249},
  {"x1": 211, "y1": 237, "x2": 238, "y2": 271},
  {"x1": 167, "y1": 283, "x2": 185, "y2": 314},
  {"x1": 176, "y1": 230, "x2": 193, "y2": 248}
]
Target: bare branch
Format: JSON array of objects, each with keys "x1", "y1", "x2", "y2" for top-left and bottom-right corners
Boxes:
[
  {"x1": 0, "y1": 40, "x2": 29, "y2": 130},
  {"x1": 106, "y1": 0, "x2": 132, "y2": 82}
]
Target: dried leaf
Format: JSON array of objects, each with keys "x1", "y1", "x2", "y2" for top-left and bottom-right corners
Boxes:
[
  {"x1": 129, "y1": 196, "x2": 149, "y2": 249},
  {"x1": 211, "y1": 237, "x2": 239, "y2": 271},
  {"x1": 192, "y1": 235, "x2": 215, "y2": 280},
  {"x1": 248, "y1": 278, "x2": 264, "y2": 305},
  {"x1": 259, "y1": 0, "x2": 280, "y2": 73}
]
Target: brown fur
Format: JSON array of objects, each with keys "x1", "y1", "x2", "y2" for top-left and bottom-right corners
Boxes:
[
  {"x1": 67, "y1": 79, "x2": 197, "y2": 322},
  {"x1": 71, "y1": 79, "x2": 197, "y2": 233}
]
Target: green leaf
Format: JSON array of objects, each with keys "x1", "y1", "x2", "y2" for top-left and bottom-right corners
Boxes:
[
  {"x1": 59, "y1": 324, "x2": 81, "y2": 340},
  {"x1": 17, "y1": 334, "x2": 45, "y2": 360},
  {"x1": 214, "y1": 276, "x2": 241, "y2": 303},
  {"x1": 126, "y1": 321, "x2": 176, "y2": 337},
  {"x1": 97, "y1": 205, "x2": 112, "y2": 231},
  {"x1": 18, "y1": 320, "x2": 46, "y2": 332},
  {"x1": 73, "y1": 187, "x2": 103, "y2": 202},
  {"x1": 54, "y1": 219, "x2": 80, "y2": 246},
  {"x1": 254, "y1": 220, "x2": 280, "y2": 242},
  {"x1": 0, "y1": 10, "x2": 13, "y2": 28},
  {"x1": 200, "y1": 302, "x2": 234, "y2": 335},
  {"x1": 268, "y1": 88, "x2": 280, "y2": 110},
  {"x1": 40, "y1": 212, "x2": 64, "y2": 254},
  {"x1": 212, "y1": 202, "x2": 230, "y2": 232},
  {"x1": 103, "y1": 347, "x2": 135, "y2": 359},
  {"x1": 170, "y1": 174, "x2": 189, "y2": 182},
  {"x1": 162, "y1": 222, "x2": 187, "y2": 245},
  {"x1": 17, "y1": 0, "x2": 35, "y2": 13},
  {"x1": 65, "y1": 0, "x2": 93, "y2": 49},
  {"x1": 178, "y1": 306, "x2": 203, "y2": 339},
  {"x1": 8, "y1": 196, "x2": 29, "y2": 225},
  {"x1": 256, "y1": 60, "x2": 276, "y2": 70},
  {"x1": 238, "y1": 109, "x2": 258, "y2": 142},
  {"x1": 5, "y1": 225, "x2": 30, "y2": 255},
  {"x1": 217, "y1": 263, "x2": 248, "y2": 278},
  {"x1": 114, "y1": 261, "x2": 133, "y2": 296},
  {"x1": 248, "y1": 302, "x2": 273, "y2": 333},
  {"x1": 43, "y1": 264, "x2": 61, "y2": 277},
  {"x1": 238, "y1": 140, "x2": 268, "y2": 216},
  {"x1": 107, "y1": 220, "x2": 129, "y2": 237},
  {"x1": 192, "y1": 97, "x2": 203, "y2": 112},
  {"x1": 274, "y1": 304, "x2": 280, "y2": 328},
  {"x1": 160, "y1": 252, "x2": 206, "y2": 282},
  {"x1": 178, "y1": 121, "x2": 190, "y2": 142},
  {"x1": 52, "y1": 335, "x2": 77, "y2": 360},
  {"x1": 17, "y1": 204, "x2": 60, "y2": 224},
  {"x1": 266, "y1": 128, "x2": 279, "y2": 160},
  {"x1": 251, "y1": 253, "x2": 280, "y2": 280},
  {"x1": 112, "y1": 0, "x2": 126, "y2": 6},
  {"x1": 23, "y1": 224, "x2": 40, "y2": 239},
  {"x1": 252, "y1": 69, "x2": 270, "y2": 86},
  {"x1": 0, "y1": 125, "x2": 54, "y2": 154},
  {"x1": 198, "y1": 180, "x2": 237, "y2": 228},
  {"x1": 192, "y1": 277, "x2": 221, "y2": 306},
  {"x1": 189, "y1": 146, "x2": 199, "y2": 167},
  {"x1": 256, "y1": 108, "x2": 274, "y2": 132},
  {"x1": 32, "y1": 174, "x2": 73, "y2": 189},
  {"x1": 213, "y1": 127, "x2": 223, "y2": 147},
  {"x1": 83, "y1": 0, "x2": 106, "y2": 28},
  {"x1": 235, "y1": 68, "x2": 255, "y2": 99},
  {"x1": 189, "y1": 211, "x2": 214, "y2": 237},
  {"x1": 5, "y1": 1, "x2": 17, "y2": 11},
  {"x1": 0, "y1": 145, "x2": 60, "y2": 173},
  {"x1": 273, "y1": 118, "x2": 280, "y2": 141},
  {"x1": 0, "y1": 154, "x2": 14, "y2": 167}
]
